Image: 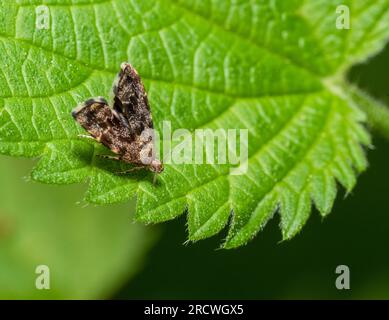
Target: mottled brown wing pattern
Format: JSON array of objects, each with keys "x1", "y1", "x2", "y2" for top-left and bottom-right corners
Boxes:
[
  {"x1": 71, "y1": 63, "x2": 164, "y2": 175},
  {"x1": 112, "y1": 63, "x2": 154, "y2": 134},
  {"x1": 72, "y1": 98, "x2": 133, "y2": 156}
]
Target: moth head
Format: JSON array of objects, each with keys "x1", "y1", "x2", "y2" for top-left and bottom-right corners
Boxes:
[{"x1": 150, "y1": 159, "x2": 164, "y2": 173}]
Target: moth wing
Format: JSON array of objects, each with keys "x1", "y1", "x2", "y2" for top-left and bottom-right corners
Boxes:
[
  {"x1": 112, "y1": 62, "x2": 154, "y2": 135},
  {"x1": 72, "y1": 97, "x2": 131, "y2": 155}
]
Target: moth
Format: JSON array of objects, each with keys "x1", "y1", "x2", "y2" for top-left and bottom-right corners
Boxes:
[{"x1": 72, "y1": 63, "x2": 163, "y2": 180}]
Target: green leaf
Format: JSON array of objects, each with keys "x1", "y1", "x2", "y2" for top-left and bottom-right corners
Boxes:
[
  {"x1": 0, "y1": 0, "x2": 389, "y2": 248},
  {"x1": 0, "y1": 157, "x2": 156, "y2": 299}
]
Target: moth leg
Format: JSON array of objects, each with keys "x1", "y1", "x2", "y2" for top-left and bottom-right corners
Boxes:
[
  {"x1": 96, "y1": 154, "x2": 121, "y2": 161},
  {"x1": 114, "y1": 166, "x2": 145, "y2": 176},
  {"x1": 153, "y1": 173, "x2": 157, "y2": 185},
  {"x1": 78, "y1": 134, "x2": 96, "y2": 140}
]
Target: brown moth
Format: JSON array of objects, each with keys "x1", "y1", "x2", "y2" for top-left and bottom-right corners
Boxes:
[{"x1": 72, "y1": 63, "x2": 163, "y2": 179}]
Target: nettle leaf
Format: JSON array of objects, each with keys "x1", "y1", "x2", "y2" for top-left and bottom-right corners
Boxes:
[{"x1": 0, "y1": 0, "x2": 388, "y2": 248}]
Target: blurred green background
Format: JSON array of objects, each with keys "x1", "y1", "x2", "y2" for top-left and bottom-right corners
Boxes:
[
  {"x1": 0, "y1": 157, "x2": 157, "y2": 299},
  {"x1": 0, "y1": 44, "x2": 388, "y2": 299}
]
